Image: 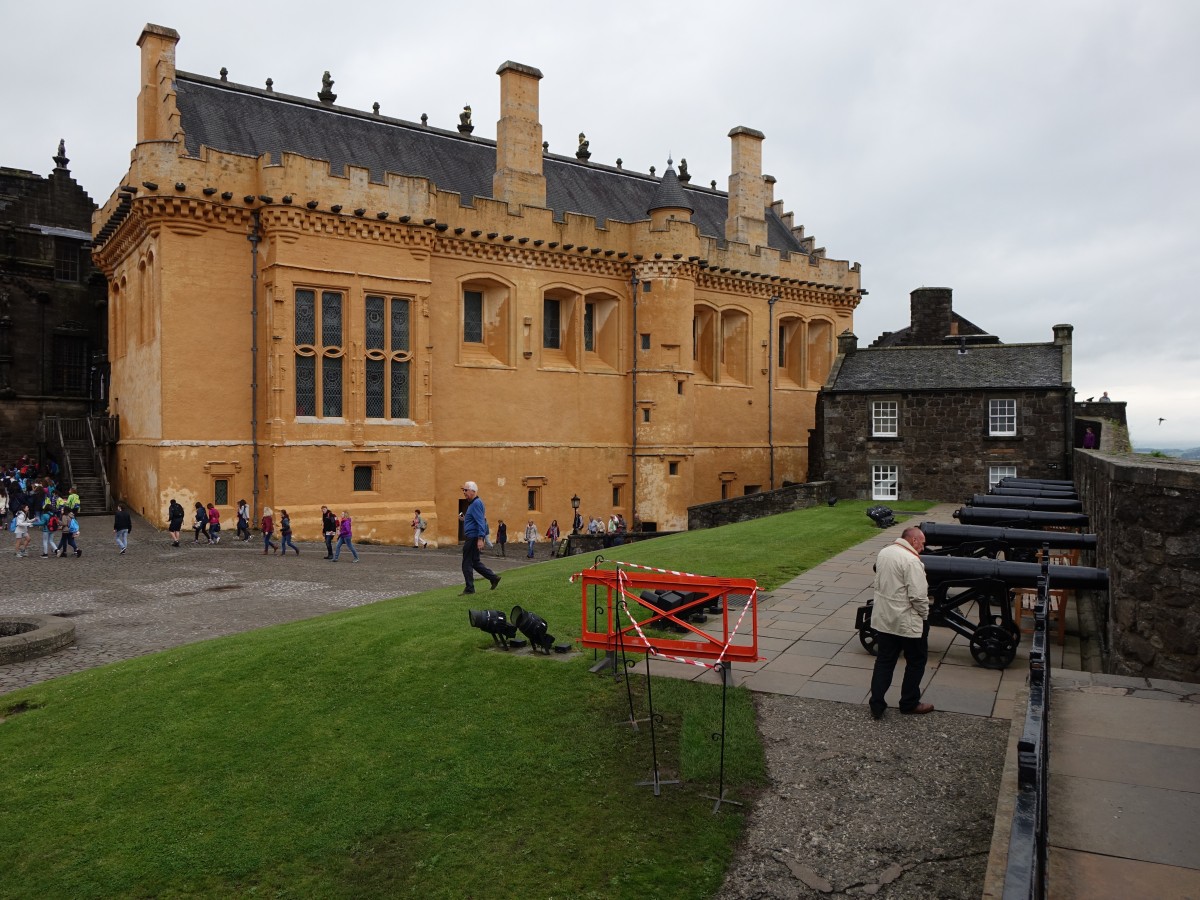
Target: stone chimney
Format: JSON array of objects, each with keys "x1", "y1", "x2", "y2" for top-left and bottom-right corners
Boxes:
[
  {"x1": 837, "y1": 330, "x2": 859, "y2": 356},
  {"x1": 908, "y1": 287, "x2": 954, "y2": 345},
  {"x1": 725, "y1": 126, "x2": 767, "y2": 249},
  {"x1": 493, "y1": 61, "x2": 546, "y2": 210},
  {"x1": 137, "y1": 24, "x2": 182, "y2": 145},
  {"x1": 1053, "y1": 324, "x2": 1073, "y2": 384}
]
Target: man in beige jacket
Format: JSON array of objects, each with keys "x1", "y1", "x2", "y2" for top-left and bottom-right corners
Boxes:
[{"x1": 869, "y1": 525, "x2": 934, "y2": 719}]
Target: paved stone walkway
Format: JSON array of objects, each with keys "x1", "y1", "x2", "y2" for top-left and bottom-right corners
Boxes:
[
  {"x1": 644, "y1": 504, "x2": 1081, "y2": 720},
  {"x1": 0, "y1": 512, "x2": 543, "y2": 696}
]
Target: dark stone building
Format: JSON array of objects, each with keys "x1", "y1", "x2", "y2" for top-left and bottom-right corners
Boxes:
[
  {"x1": 813, "y1": 287, "x2": 1074, "y2": 501},
  {"x1": 0, "y1": 142, "x2": 107, "y2": 460}
]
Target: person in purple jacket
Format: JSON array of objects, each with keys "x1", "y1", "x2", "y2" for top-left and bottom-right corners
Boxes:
[{"x1": 330, "y1": 510, "x2": 359, "y2": 562}]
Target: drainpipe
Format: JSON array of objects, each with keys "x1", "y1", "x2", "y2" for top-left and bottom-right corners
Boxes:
[
  {"x1": 630, "y1": 269, "x2": 639, "y2": 529},
  {"x1": 248, "y1": 212, "x2": 261, "y2": 523},
  {"x1": 767, "y1": 294, "x2": 779, "y2": 489}
]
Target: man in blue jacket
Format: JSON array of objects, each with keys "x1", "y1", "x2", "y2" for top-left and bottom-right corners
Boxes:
[{"x1": 460, "y1": 481, "x2": 499, "y2": 595}]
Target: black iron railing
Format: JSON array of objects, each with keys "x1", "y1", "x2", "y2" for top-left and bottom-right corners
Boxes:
[{"x1": 1002, "y1": 555, "x2": 1052, "y2": 899}]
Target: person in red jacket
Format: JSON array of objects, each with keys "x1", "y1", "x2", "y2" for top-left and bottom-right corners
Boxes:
[{"x1": 261, "y1": 506, "x2": 279, "y2": 554}]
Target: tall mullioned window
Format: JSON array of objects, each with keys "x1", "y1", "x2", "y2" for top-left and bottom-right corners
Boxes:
[
  {"x1": 295, "y1": 289, "x2": 344, "y2": 417},
  {"x1": 365, "y1": 295, "x2": 412, "y2": 419}
]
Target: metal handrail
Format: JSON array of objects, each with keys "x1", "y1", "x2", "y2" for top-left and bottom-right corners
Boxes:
[
  {"x1": 54, "y1": 417, "x2": 75, "y2": 492},
  {"x1": 86, "y1": 416, "x2": 113, "y2": 512},
  {"x1": 1002, "y1": 553, "x2": 1052, "y2": 899}
]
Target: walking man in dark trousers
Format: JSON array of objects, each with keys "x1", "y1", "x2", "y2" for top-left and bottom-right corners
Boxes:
[
  {"x1": 459, "y1": 481, "x2": 500, "y2": 595},
  {"x1": 869, "y1": 525, "x2": 934, "y2": 719}
]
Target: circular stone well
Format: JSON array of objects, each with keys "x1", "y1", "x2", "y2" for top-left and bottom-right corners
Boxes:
[{"x1": 0, "y1": 616, "x2": 76, "y2": 665}]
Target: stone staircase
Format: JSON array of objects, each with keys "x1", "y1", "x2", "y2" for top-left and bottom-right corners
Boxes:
[{"x1": 61, "y1": 438, "x2": 109, "y2": 514}]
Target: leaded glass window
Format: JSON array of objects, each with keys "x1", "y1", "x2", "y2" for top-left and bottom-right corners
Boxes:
[
  {"x1": 584, "y1": 302, "x2": 595, "y2": 352},
  {"x1": 543, "y1": 298, "x2": 561, "y2": 349},
  {"x1": 364, "y1": 295, "x2": 413, "y2": 420},
  {"x1": 322, "y1": 355, "x2": 343, "y2": 417},
  {"x1": 295, "y1": 288, "x2": 344, "y2": 418},
  {"x1": 353, "y1": 465, "x2": 374, "y2": 492},
  {"x1": 464, "y1": 290, "x2": 483, "y2": 343}
]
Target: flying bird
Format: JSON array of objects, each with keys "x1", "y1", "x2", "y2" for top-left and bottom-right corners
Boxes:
[{"x1": 1159, "y1": 418, "x2": 1166, "y2": 425}]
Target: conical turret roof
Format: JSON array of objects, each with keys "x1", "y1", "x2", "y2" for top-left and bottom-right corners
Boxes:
[{"x1": 647, "y1": 160, "x2": 693, "y2": 215}]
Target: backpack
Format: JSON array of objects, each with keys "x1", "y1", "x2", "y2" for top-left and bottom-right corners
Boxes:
[
  {"x1": 419, "y1": 517, "x2": 428, "y2": 531},
  {"x1": 48, "y1": 515, "x2": 60, "y2": 533}
]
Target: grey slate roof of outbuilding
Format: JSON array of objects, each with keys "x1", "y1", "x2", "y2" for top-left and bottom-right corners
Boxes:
[
  {"x1": 827, "y1": 344, "x2": 1065, "y2": 392},
  {"x1": 173, "y1": 74, "x2": 802, "y2": 253}
]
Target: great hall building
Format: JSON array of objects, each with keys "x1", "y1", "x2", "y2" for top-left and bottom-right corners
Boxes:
[{"x1": 91, "y1": 24, "x2": 863, "y2": 543}]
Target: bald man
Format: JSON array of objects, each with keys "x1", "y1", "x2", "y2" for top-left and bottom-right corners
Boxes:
[{"x1": 869, "y1": 525, "x2": 934, "y2": 719}]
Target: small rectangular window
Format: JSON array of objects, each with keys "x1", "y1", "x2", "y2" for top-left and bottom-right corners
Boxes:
[
  {"x1": 642, "y1": 408, "x2": 651, "y2": 423},
  {"x1": 668, "y1": 461, "x2": 678, "y2": 476},
  {"x1": 989, "y1": 399, "x2": 1017, "y2": 436},
  {"x1": 988, "y1": 465, "x2": 1017, "y2": 489},
  {"x1": 54, "y1": 238, "x2": 80, "y2": 282},
  {"x1": 612, "y1": 485, "x2": 622, "y2": 507},
  {"x1": 640, "y1": 333, "x2": 650, "y2": 351},
  {"x1": 872, "y1": 400, "x2": 898, "y2": 437},
  {"x1": 543, "y1": 298, "x2": 561, "y2": 349},
  {"x1": 583, "y1": 302, "x2": 595, "y2": 352},
  {"x1": 872, "y1": 464, "x2": 898, "y2": 500},
  {"x1": 721, "y1": 482, "x2": 729, "y2": 500},
  {"x1": 353, "y1": 465, "x2": 375, "y2": 492},
  {"x1": 743, "y1": 485, "x2": 762, "y2": 496},
  {"x1": 214, "y1": 479, "x2": 228, "y2": 506},
  {"x1": 463, "y1": 290, "x2": 484, "y2": 343},
  {"x1": 527, "y1": 488, "x2": 538, "y2": 511}
]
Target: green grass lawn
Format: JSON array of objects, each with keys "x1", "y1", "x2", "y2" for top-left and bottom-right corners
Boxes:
[{"x1": 0, "y1": 500, "x2": 930, "y2": 899}]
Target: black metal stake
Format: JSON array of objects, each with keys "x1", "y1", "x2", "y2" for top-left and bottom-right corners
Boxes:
[
  {"x1": 633, "y1": 649, "x2": 679, "y2": 796},
  {"x1": 612, "y1": 596, "x2": 647, "y2": 730},
  {"x1": 703, "y1": 661, "x2": 743, "y2": 813}
]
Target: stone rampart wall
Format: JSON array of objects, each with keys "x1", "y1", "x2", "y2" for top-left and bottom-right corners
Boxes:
[
  {"x1": 1076, "y1": 450, "x2": 1200, "y2": 682},
  {"x1": 687, "y1": 481, "x2": 832, "y2": 530}
]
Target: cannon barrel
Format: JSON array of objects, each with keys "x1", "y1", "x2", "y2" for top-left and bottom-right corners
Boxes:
[
  {"x1": 955, "y1": 506, "x2": 1090, "y2": 528},
  {"x1": 998, "y1": 477, "x2": 1075, "y2": 489},
  {"x1": 968, "y1": 494, "x2": 1084, "y2": 512},
  {"x1": 920, "y1": 522, "x2": 1097, "y2": 550},
  {"x1": 990, "y1": 486, "x2": 1078, "y2": 499},
  {"x1": 922, "y1": 554, "x2": 1108, "y2": 590}
]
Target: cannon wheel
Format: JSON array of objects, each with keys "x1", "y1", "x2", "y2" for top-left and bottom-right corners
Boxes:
[
  {"x1": 858, "y1": 626, "x2": 880, "y2": 656},
  {"x1": 982, "y1": 613, "x2": 1020, "y2": 642},
  {"x1": 855, "y1": 604, "x2": 880, "y2": 656},
  {"x1": 970, "y1": 624, "x2": 1018, "y2": 669}
]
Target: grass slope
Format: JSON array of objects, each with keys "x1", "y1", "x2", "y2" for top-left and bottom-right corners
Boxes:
[{"x1": 0, "y1": 501, "x2": 930, "y2": 899}]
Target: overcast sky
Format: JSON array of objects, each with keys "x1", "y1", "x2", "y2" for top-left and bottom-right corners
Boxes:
[{"x1": 5, "y1": 1, "x2": 1197, "y2": 447}]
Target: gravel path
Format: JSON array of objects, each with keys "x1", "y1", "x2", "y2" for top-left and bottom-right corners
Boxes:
[{"x1": 718, "y1": 693, "x2": 1008, "y2": 899}]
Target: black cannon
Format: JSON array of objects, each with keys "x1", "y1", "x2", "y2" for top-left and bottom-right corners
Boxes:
[
  {"x1": 997, "y1": 477, "x2": 1074, "y2": 489},
  {"x1": 954, "y1": 506, "x2": 1090, "y2": 529},
  {"x1": 919, "y1": 522, "x2": 1097, "y2": 562},
  {"x1": 855, "y1": 555, "x2": 1109, "y2": 669},
  {"x1": 967, "y1": 494, "x2": 1084, "y2": 512},
  {"x1": 990, "y1": 486, "x2": 1079, "y2": 499}
]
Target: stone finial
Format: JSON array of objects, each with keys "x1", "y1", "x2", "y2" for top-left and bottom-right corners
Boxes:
[
  {"x1": 711, "y1": 180, "x2": 717, "y2": 189},
  {"x1": 616, "y1": 158, "x2": 622, "y2": 169},
  {"x1": 372, "y1": 102, "x2": 380, "y2": 115},
  {"x1": 265, "y1": 78, "x2": 274, "y2": 92},
  {"x1": 458, "y1": 105, "x2": 474, "y2": 134},
  {"x1": 677, "y1": 158, "x2": 691, "y2": 183},
  {"x1": 318, "y1": 71, "x2": 337, "y2": 104},
  {"x1": 220, "y1": 67, "x2": 228, "y2": 81},
  {"x1": 421, "y1": 113, "x2": 428, "y2": 126},
  {"x1": 543, "y1": 141, "x2": 549, "y2": 152},
  {"x1": 576, "y1": 133, "x2": 590, "y2": 161},
  {"x1": 650, "y1": 166, "x2": 656, "y2": 177},
  {"x1": 53, "y1": 139, "x2": 69, "y2": 170}
]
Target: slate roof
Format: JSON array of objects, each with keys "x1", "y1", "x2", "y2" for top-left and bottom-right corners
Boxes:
[
  {"x1": 173, "y1": 74, "x2": 803, "y2": 253},
  {"x1": 827, "y1": 344, "x2": 1065, "y2": 392}
]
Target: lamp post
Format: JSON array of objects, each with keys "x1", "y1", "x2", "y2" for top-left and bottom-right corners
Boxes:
[{"x1": 571, "y1": 494, "x2": 581, "y2": 534}]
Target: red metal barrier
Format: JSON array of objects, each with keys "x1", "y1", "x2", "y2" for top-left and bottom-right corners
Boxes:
[{"x1": 578, "y1": 566, "x2": 760, "y2": 664}]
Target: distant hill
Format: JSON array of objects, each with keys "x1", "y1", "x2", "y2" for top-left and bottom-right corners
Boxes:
[{"x1": 1133, "y1": 447, "x2": 1200, "y2": 460}]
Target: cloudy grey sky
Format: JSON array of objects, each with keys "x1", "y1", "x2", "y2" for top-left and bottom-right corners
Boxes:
[{"x1": 5, "y1": 1, "x2": 1197, "y2": 447}]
